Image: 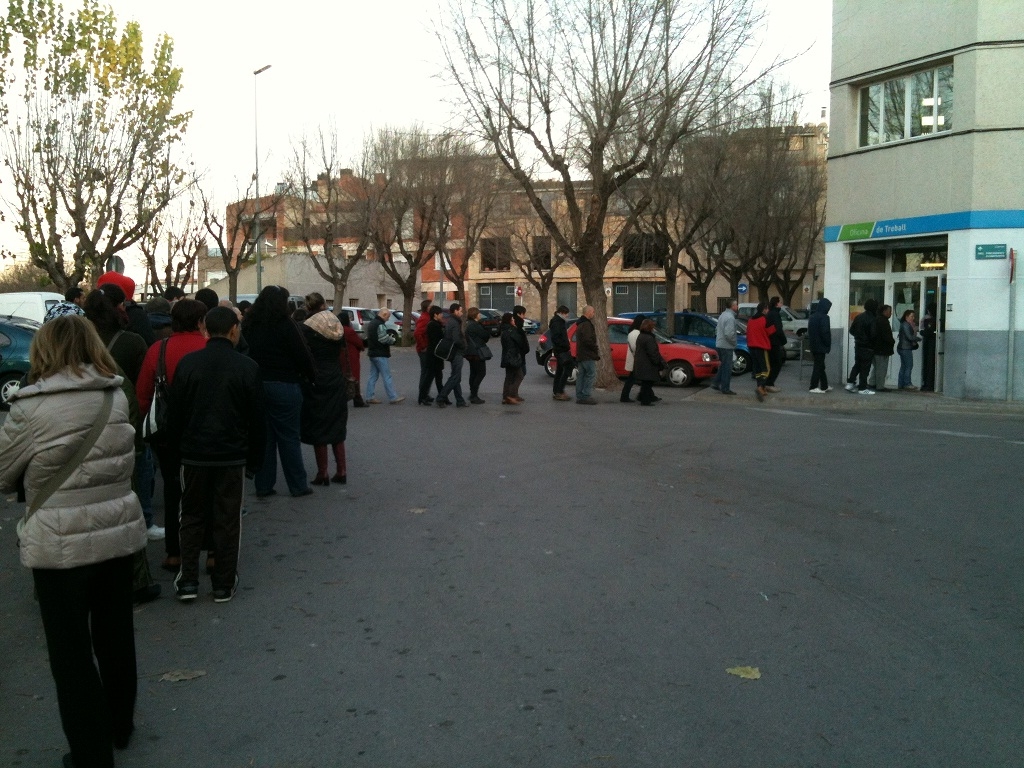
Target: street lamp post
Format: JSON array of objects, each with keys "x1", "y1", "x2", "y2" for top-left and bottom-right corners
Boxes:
[{"x1": 253, "y1": 64, "x2": 271, "y2": 294}]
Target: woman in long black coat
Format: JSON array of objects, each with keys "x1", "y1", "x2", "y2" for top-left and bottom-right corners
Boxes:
[
  {"x1": 633, "y1": 319, "x2": 665, "y2": 406},
  {"x1": 300, "y1": 293, "x2": 349, "y2": 484},
  {"x1": 500, "y1": 312, "x2": 529, "y2": 404}
]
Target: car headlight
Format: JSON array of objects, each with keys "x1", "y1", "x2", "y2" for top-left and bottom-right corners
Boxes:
[{"x1": 701, "y1": 352, "x2": 712, "y2": 362}]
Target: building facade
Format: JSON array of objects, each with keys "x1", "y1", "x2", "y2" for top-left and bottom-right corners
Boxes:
[{"x1": 825, "y1": 0, "x2": 1024, "y2": 399}]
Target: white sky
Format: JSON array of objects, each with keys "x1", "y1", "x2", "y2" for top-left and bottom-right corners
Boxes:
[{"x1": 0, "y1": 0, "x2": 832, "y2": 277}]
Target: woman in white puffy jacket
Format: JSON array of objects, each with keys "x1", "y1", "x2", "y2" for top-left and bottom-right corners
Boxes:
[{"x1": 0, "y1": 315, "x2": 146, "y2": 768}]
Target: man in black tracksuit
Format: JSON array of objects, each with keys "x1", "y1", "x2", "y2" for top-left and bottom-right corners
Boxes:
[
  {"x1": 846, "y1": 298, "x2": 878, "y2": 393},
  {"x1": 764, "y1": 297, "x2": 787, "y2": 390},
  {"x1": 166, "y1": 306, "x2": 265, "y2": 603},
  {"x1": 549, "y1": 305, "x2": 574, "y2": 400}
]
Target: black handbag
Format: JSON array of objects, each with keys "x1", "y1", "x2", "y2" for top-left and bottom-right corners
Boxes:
[
  {"x1": 142, "y1": 339, "x2": 170, "y2": 443},
  {"x1": 435, "y1": 338, "x2": 455, "y2": 361},
  {"x1": 477, "y1": 344, "x2": 493, "y2": 361}
]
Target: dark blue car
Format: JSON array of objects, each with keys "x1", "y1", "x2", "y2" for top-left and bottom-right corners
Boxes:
[
  {"x1": 617, "y1": 311, "x2": 752, "y2": 375},
  {"x1": 0, "y1": 316, "x2": 39, "y2": 409}
]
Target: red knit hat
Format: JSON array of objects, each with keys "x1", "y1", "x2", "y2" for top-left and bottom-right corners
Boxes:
[{"x1": 96, "y1": 271, "x2": 136, "y2": 300}]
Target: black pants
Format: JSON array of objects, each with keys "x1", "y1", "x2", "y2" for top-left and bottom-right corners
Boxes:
[
  {"x1": 620, "y1": 370, "x2": 637, "y2": 401},
  {"x1": 751, "y1": 348, "x2": 771, "y2": 385},
  {"x1": 637, "y1": 380, "x2": 656, "y2": 404},
  {"x1": 468, "y1": 359, "x2": 487, "y2": 398},
  {"x1": 765, "y1": 346, "x2": 786, "y2": 386},
  {"x1": 152, "y1": 443, "x2": 182, "y2": 557},
  {"x1": 418, "y1": 350, "x2": 444, "y2": 402},
  {"x1": 809, "y1": 353, "x2": 829, "y2": 390},
  {"x1": 553, "y1": 352, "x2": 574, "y2": 394},
  {"x1": 179, "y1": 465, "x2": 244, "y2": 590},
  {"x1": 34, "y1": 554, "x2": 137, "y2": 768},
  {"x1": 847, "y1": 347, "x2": 874, "y2": 390}
]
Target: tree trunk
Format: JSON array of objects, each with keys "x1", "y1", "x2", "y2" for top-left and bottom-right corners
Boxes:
[
  {"x1": 663, "y1": 275, "x2": 678, "y2": 335},
  {"x1": 578, "y1": 265, "x2": 617, "y2": 388},
  {"x1": 228, "y1": 270, "x2": 239, "y2": 304},
  {"x1": 537, "y1": 283, "x2": 550, "y2": 331},
  {"x1": 333, "y1": 284, "x2": 345, "y2": 312},
  {"x1": 402, "y1": 289, "x2": 416, "y2": 346}
]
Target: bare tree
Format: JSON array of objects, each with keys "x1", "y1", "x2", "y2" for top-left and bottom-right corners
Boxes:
[
  {"x1": 366, "y1": 126, "x2": 454, "y2": 343},
  {"x1": 0, "y1": 1, "x2": 189, "y2": 290},
  {"x1": 432, "y1": 140, "x2": 503, "y2": 309},
  {"x1": 442, "y1": 0, "x2": 771, "y2": 384},
  {"x1": 199, "y1": 180, "x2": 282, "y2": 303},
  {"x1": 500, "y1": 196, "x2": 572, "y2": 329},
  {"x1": 0, "y1": 261, "x2": 57, "y2": 292},
  {"x1": 285, "y1": 128, "x2": 384, "y2": 309},
  {"x1": 140, "y1": 197, "x2": 205, "y2": 297}
]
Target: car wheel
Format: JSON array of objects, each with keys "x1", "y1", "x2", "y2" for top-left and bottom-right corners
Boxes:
[
  {"x1": 732, "y1": 352, "x2": 751, "y2": 376},
  {"x1": 543, "y1": 352, "x2": 557, "y2": 377},
  {"x1": 664, "y1": 361, "x2": 694, "y2": 387},
  {"x1": 0, "y1": 372, "x2": 23, "y2": 411}
]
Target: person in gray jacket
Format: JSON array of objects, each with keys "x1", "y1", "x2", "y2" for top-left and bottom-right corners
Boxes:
[
  {"x1": 0, "y1": 315, "x2": 146, "y2": 767},
  {"x1": 710, "y1": 299, "x2": 738, "y2": 395},
  {"x1": 436, "y1": 303, "x2": 468, "y2": 408}
]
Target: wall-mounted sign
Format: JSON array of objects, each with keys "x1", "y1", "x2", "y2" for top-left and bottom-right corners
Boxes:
[
  {"x1": 975, "y1": 243, "x2": 1007, "y2": 260},
  {"x1": 737, "y1": 283, "x2": 748, "y2": 294}
]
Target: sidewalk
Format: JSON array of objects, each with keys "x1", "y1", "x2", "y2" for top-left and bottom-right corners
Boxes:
[{"x1": 689, "y1": 353, "x2": 1024, "y2": 416}]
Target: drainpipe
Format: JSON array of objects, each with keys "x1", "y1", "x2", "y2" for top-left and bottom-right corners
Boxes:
[{"x1": 1009, "y1": 248, "x2": 1017, "y2": 402}]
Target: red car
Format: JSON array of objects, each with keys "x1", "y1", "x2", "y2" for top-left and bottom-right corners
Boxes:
[{"x1": 536, "y1": 317, "x2": 719, "y2": 387}]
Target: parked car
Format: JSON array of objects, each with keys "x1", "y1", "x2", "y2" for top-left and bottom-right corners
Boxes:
[
  {"x1": 0, "y1": 292, "x2": 64, "y2": 324},
  {"x1": 618, "y1": 311, "x2": 754, "y2": 375},
  {"x1": 0, "y1": 316, "x2": 39, "y2": 410},
  {"x1": 535, "y1": 317, "x2": 718, "y2": 387},
  {"x1": 338, "y1": 306, "x2": 400, "y2": 341},
  {"x1": 477, "y1": 308, "x2": 504, "y2": 336},
  {"x1": 737, "y1": 303, "x2": 809, "y2": 335},
  {"x1": 522, "y1": 317, "x2": 539, "y2": 334}
]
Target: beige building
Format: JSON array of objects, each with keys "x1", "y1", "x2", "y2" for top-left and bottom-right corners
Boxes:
[{"x1": 826, "y1": 0, "x2": 1024, "y2": 399}]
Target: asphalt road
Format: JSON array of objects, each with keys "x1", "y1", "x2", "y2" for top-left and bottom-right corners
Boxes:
[{"x1": 2, "y1": 347, "x2": 1022, "y2": 767}]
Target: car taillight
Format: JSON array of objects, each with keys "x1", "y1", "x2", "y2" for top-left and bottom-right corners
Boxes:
[{"x1": 539, "y1": 334, "x2": 548, "y2": 344}]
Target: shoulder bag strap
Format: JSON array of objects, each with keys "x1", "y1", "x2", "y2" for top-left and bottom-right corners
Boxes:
[
  {"x1": 106, "y1": 330, "x2": 124, "y2": 351},
  {"x1": 27, "y1": 389, "x2": 114, "y2": 515},
  {"x1": 156, "y1": 338, "x2": 169, "y2": 379}
]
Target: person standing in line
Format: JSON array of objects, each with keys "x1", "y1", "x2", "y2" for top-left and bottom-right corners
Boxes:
[
  {"x1": 465, "y1": 307, "x2": 491, "y2": 404},
  {"x1": 710, "y1": 300, "x2": 738, "y2": 395},
  {"x1": 42, "y1": 286, "x2": 87, "y2": 322},
  {"x1": 96, "y1": 271, "x2": 156, "y2": 346},
  {"x1": 242, "y1": 286, "x2": 316, "y2": 498},
  {"x1": 136, "y1": 299, "x2": 210, "y2": 574},
  {"x1": 574, "y1": 305, "x2": 600, "y2": 405},
  {"x1": 871, "y1": 304, "x2": 896, "y2": 392},
  {"x1": 920, "y1": 304, "x2": 937, "y2": 392},
  {"x1": 166, "y1": 307, "x2": 264, "y2": 604},
  {"x1": 549, "y1": 305, "x2": 574, "y2": 401},
  {"x1": 897, "y1": 309, "x2": 922, "y2": 391},
  {"x1": 338, "y1": 312, "x2": 367, "y2": 408},
  {"x1": 300, "y1": 293, "x2": 349, "y2": 485},
  {"x1": 633, "y1": 319, "x2": 665, "y2": 406},
  {"x1": 807, "y1": 297, "x2": 833, "y2": 393},
  {"x1": 763, "y1": 296, "x2": 787, "y2": 392},
  {"x1": 414, "y1": 299, "x2": 436, "y2": 406},
  {"x1": 500, "y1": 311, "x2": 529, "y2": 404},
  {"x1": 436, "y1": 303, "x2": 468, "y2": 408},
  {"x1": 746, "y1": 301, "x2": 772, "y2": 402},
  {"x1": 0, "y1": 315, "x2": 147, "y2": 766},
  {"x1": 513, "y1": 305, "x2": 529, "y2": 393},
  {"x1": 619, "y1": 314, "x2": 645, "y2": 402},
  {"x1": 364, "y1": 308, "x2": 404, "y2": 405},
  {"x1": 424, "y1": 307, "x2": 446, "y2": 404},
  {"x1": 845, "y1": 298, "x2": 878, "y2": 394}
]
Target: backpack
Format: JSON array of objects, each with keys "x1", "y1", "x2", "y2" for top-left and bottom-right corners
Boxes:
[{"x1": 142, "y1": 339, "x2": 170, "y2": 443}]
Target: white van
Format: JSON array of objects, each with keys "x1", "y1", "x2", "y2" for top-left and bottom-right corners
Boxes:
[
  {"x1": 0, "y1": 292, "x2": 65, "y2": 324},
  {"x1": 737, "y1": 302, "x2": 809, "y2": 335}
]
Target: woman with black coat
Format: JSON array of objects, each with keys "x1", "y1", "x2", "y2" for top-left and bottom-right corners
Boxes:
[
  {"x1": 500, "y1": 312, "x2": 530, "y2": 405},
  {"x1": 633, "y1": 319, "x2": 665, "y2": 406},
  {"x1": 301, "y1": 293, "x2": 348, "y2": 485},
  {"x1": 423, "y1": 307, "x2": 446, "y2": 405},
  {"x1": 465, "y1": 307, "x2": 492, "y2": 404}
]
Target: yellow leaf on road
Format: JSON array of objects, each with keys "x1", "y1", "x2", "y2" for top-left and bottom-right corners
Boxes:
[{"x1": 726, "y1": 666, "x2": 761, "y2": 680}]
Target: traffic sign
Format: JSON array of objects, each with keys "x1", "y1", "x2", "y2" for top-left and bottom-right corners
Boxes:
[{"x1": 737, "y1": 283, "x2": 748, "y2": 294}]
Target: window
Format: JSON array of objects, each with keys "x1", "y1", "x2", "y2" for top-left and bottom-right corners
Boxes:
[
  {"x1": 531, "y1": 236, "x2": 552, "y2": 269},
  {"x1": 859, "y1": 64, "x2": 952, "y2": 147},
  {"x1": 622, "y1": 233, "x2": 667, "y2": 269},
  {"x1": 480, "y1": 237, "x2": 512, "y2": 271}
]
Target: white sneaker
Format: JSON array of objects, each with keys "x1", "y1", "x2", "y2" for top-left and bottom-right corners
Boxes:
[
  {"x1": 808, "y1": 387, "x2": 825, "y2": 394},
  {"x1": 858, "y1": 389, "x2": 876, "y2": 395},
  {"x1": 147, "y1": 525, "x2": 165, "y2": 541},
  {"x1": 823, "y1": 386, "x2": 833, "y2": 392},
  {"x1": 844, "y1": 382, "x2": 856, "y2": 392}
]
